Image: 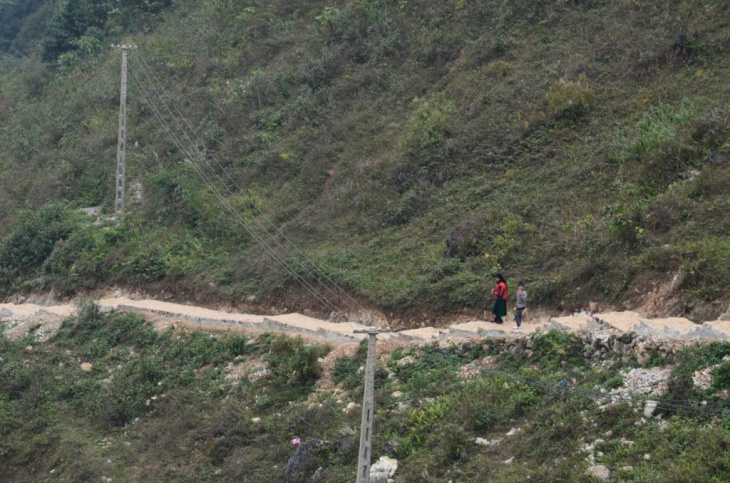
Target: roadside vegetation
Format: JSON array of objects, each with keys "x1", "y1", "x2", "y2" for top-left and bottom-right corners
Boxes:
[
  {"x1": 3, "y1": 307, "x2": 730, "y2": 481},
  {"x1": 1, "y1": 0, "x2": 730, "y2": 320}
]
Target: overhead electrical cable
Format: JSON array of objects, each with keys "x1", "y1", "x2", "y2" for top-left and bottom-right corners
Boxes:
[
  {"x1": 126, "y1": 67, "x2": 344, "y2": 316},
  {"x1": 128, "y1": 53, "x2": 367, "y2": 319}
]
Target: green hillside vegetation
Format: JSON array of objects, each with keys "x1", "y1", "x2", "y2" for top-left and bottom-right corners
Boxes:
[
  {"x1": 1, "y1": 0, "x2": 729, "y2": 320},
  {"x1": 3, "y1": 307, "x2": 730, "y2": 481}
]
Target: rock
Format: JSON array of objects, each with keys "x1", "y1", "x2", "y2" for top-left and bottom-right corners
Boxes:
[
  {"x1": 339, "y1": 426, "x2": 355, "y2": 436},
  {"x1": 248, "y1": 369, "x2": 269, "y2": 382},
  {"x1": 345, "y1": 402, "x2": 361, "y2": 415},
  {"x1": 335, "y1": 436, "x2": 357, "y2": 457},
  {"x1": 251, "y1": 417, "x2": 261, "y2": 423},
  {"x1": 644, "y1": 453, "x2": 651, "y2": 461},
  {"x1": 375, "y1": 368, "x2": 389, "y2": 380},
  {"x1": 644, "y1": 400, "x2": 658, "y2": 418},
  {"x1": 312, "y1": 467, "x2": 329, "y2": 481},
  {"x1": 474, "y1": 437, "x2": 490, "y2": 446},
  {"x1": 692, "y1": 366, "x2": 715, "y2": 389},
  {"x1": 396, "y1": 356, "x2": 416, "y2": 367},
  {"x1": 81, "y1": 362, "x2": 93, "y2": 372},
  {"x1": 369, "y1": 456, "x2": 398, "y2": 482},
  {"x1": 285, "y1": 439, "x2": 330, "y2": 483},
  {"x1": 586, "y1": 465, "x2": 610, "y2": 482},
  {"x1": 503, "y1": 457, "x2": 514, "y2": 464},
  {"x1": 456, "y1": 341, "x2": 472, "y2": 355},
  {"x1": 395, "y1": 401, "x2": 411, "y2": 412},
  {"x1": 383, "y1": 440, "x2": 400, "y2": 455},
  {"x1": 391, "y1": 391, "x2": 404, "y2": 398}
]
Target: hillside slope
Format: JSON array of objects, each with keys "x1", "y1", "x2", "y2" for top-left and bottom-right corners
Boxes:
[
  {"x1": 4, "y1": 304, "x2": 730, "y2": 481},
  {"x1": 0, "y1": 0, "x2": 729, "y2": 321}
]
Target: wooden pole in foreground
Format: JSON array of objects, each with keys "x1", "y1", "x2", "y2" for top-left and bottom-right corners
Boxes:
[{"x1": 353, "y1": 327, "x2": 391, "y2": 483}]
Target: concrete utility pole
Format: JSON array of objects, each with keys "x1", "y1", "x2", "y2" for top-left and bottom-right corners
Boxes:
[
  {"x1": 353, "y1": 327, "x2": 392, "y2": 483},
  {"x1": 112, "y1": 44, "x2": 137, "y2": 219}
]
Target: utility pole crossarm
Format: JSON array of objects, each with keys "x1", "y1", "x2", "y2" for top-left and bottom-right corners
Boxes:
[
  {"x1": 354, "y1": 327, "x2": 391, "y2": 483},
  {"x1": 112, "y1": 44, "x2": 137, "y2": 220}
]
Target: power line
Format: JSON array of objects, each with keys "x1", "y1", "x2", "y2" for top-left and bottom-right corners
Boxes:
[
  {"x1": 132, "y1": 52, "x2": 366, "y2": 317},
  {"x1": 126, "y1": 68, "x2": 345, "y2": 316},
  {"x1": 128, "y1": 54, "x2": 367, "y2": 319}
]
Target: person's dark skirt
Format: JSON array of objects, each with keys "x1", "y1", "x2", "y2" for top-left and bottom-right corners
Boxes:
[{"x1": 492, "y1": 299, "x2": 507, "y2": 322}]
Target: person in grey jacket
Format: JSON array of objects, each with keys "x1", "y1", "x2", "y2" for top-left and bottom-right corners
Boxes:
[{"x1": 514, "y1": 282, "x2": 527, "y2": 329}]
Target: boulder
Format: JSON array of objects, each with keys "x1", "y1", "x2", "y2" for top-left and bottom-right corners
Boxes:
[
  {"x1": 285, "y1": 439, "x2": 330, "y2": 483},
  {"x1": 369, "y1": 456, "x2": 398, "y2": 483}
]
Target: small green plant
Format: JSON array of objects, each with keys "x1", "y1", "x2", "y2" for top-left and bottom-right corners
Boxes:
[
  {"x1": 530, "y1": 330, "x2": 585, "y2": 369},
  {"x1": 334, "y1": 342, "x2": 367, "y2": 390},
  {"x1": 265, "y1": 335, "x2": 332, "y2": 386},
  {"x1": 545, "y1": 74, "x2": 594, "y2": 120}
]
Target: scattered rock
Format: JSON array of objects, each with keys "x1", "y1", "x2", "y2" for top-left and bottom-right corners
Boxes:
[
  {"x1": 369, "y1": 456, "x2": 398, "y2": 482},
  {"x1": 644, "y1": 453, "x2": 651, "y2": 461},
  {"x1": 335, "y1": 435, "x2": 357, "y2": 456},
  {"x1": 345, "y1": 402, "x2": 361, "y2": 415},
  {"x1": 312, "y1": 467, "x2": 329, "y2": 481},
  {"x1": 251, "y1": 417, "x2": 261, "y2": 423},
  {"x1": 339, "y1": 426, "x2": 355, "y2": 436},
  {"x1": 693, "y1": 366, "x2": 716, "y2": 390},
  {"x1": 383, "y1": 440, "x2": 400, "y2": 455},
  {"x1": 503, "y1": 457, "x2": 514, "y2": 464},
  {"x1": 81, "y1": 362, "x2": 93, "y2": 372},
  {"x1": 285, "y1": 439, "x2": 330, "y2": 482},
  {"x1": 396, "y1": 356, "x2": 416, "y2": 367},
  {"x1": 586, "y1": 465, "x2": 610, "y2": 482},
  {"x1": 644, "y1": 400, "x2": 658, "y2": 418}
]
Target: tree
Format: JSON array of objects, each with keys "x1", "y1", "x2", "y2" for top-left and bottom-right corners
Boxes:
[{"x1": 0, "y1": 0, "x2": 48, "y2": 53}]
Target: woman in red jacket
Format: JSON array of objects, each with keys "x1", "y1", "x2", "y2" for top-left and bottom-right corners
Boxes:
[{"x1": 491, "y1": 273, "x2": 508, "y2": 324}]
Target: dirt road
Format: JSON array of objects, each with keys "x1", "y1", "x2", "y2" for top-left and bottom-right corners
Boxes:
[{"x1": 3, "y1": 296, "x2": 730, "y2": 345}]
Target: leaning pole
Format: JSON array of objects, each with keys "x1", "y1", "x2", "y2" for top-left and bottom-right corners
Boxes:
[{"x1": 353, "y1": 327, "x2": 391, "y2": 483}]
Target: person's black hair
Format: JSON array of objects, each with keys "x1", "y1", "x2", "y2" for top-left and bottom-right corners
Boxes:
[
  {"x1": 493, "y1": 273, "x2": 507, "y2": 284},
  {"x1": 518, "y1": 281, "x2": 525, "y2": 287}
]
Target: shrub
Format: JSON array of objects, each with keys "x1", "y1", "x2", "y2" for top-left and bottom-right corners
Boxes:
[
  {"x1": 530, "y1": 330, "x2": 585, "y2": 369},
  {"x1": 402, "y1": 93, "x2": 454, "y2": 154},
  {"x1": 333, "y1": 342, "x2": 367, "y2": 390},
  {"x1": 0, "y1": 202, "x2": 74, "y2": 279},
  {"x1": 265, "y1": 335, "x2": 332, "y2": 386},
  {"x1": 545, "y1": 74, "x2": 594, "y2": 120},
  {"x1": 483, "y1": 59, "x2": 512, "y2": 76}
]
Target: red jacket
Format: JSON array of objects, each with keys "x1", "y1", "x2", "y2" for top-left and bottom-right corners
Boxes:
[{"x1": 494, "y1": 281, "x2": 507, "y2": 301}]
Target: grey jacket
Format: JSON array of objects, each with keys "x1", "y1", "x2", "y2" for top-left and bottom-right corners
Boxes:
[{"x1": 516, "y1": 290, "x2": 527, "y2": 309}]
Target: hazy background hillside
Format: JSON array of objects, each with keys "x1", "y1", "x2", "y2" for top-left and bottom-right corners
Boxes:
[{"x1": 1, "y1": 0, "x2": 729, "y2": 322}]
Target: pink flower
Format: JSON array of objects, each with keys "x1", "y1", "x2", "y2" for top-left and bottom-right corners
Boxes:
[{"x1": 291, "y1": 438, "x2": 301, "y2": 445}]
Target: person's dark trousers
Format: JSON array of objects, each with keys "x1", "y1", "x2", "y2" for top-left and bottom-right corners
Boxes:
[{"x1": 515, "y1": 308, "x2": 524, "y2": 327}]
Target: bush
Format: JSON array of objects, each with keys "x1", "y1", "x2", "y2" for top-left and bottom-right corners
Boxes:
[
  {"x1": 530, "y1": 330, "x2": 585, "y2": 369},
  {"x1": 0, "y1": 203, "x2": 74, "y2": 280},
  {"x1": 265, "y1": 335, "x2": 332, "y2": 386},
  {"x1": 333, "y1": 341, "x2": 367, "y2": 390},
  {"x1": 545, "y1": 74, "x2": 594, "y2": 120}
]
